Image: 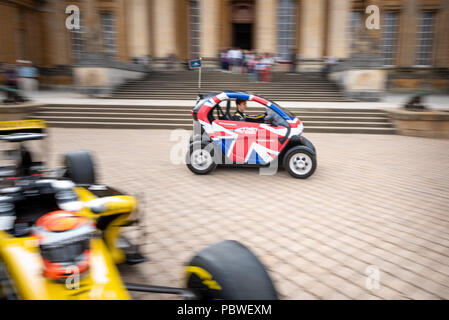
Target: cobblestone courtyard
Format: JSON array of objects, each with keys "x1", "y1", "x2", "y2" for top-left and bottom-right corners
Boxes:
[{"x1": 48, "y1": 128, "x2": 449, "y2": 299}]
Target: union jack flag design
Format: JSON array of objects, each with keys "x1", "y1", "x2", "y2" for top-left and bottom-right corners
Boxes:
[
  {"x1": 210, "y1": 121, "x2": 286, "y2": 164},
  {"x1": 197, "y1": 92, "x2": 303, "y2": 165}
]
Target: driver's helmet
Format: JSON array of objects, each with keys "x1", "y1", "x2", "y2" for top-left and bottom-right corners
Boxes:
[{"x1": 32, "y1": 211, "x2": 95, "y2": 280}]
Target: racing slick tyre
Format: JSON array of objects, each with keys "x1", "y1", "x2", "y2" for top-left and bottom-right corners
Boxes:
[
  {"x1": 186, "y1": 142, "x2": 217, "y2": 175},
  {"x1": 186, "y1": 240, "x2": 278, "y2": 300},
  {"x1": 283, "y1": 146, "x2": 317, "y2": 179},
  {"x1": 63, "y1": 150, "x2": 96, "y2": 185}
]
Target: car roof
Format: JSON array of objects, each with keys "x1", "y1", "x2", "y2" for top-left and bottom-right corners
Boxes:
[{"x1": 194, "y1": 92, "x2": 293, "y2": 120}]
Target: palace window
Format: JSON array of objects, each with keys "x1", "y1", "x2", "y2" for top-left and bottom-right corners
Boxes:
[
  {"x1": 347, "y1": 11, "x2": 362, "y2": 55},
  {"x1": 70, "y1": 16, "x2": 85, "y2": 63},
  {"x1": 381, "y1": 11, "x2": 399, "y2": 66},
  {"x1": 277, "y1": 0, "x2": 296, "y2": 61},
  {"x1": 100, "y1": 12, "x2": 117, "y2": 57},
  {"x1": 416, "y1": 11, "x2": 436, "y2": 66},
  {"x1": 189, "y1": 0, "x2": 200, "y2": 59}
]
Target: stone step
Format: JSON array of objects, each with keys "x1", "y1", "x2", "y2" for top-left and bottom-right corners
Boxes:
[
  {"x1": 112, "y1": 93, "x2": 345, "y2": 97},
  {"x1": 38, "y1": 105, "x2": 385, "y2": 113},
  {"x1": 113, "y1": 91, "x2": 343, "y2": 95},
  {"x1": 36, "y1": 120, "x2": 397, "y2": 134},
  {"x1": 111, "y1": 70, "x2": 350, "y2": 102},
  {"x1": 33, "y1": 115, "x2": 194, "y2": 124},
  {"x1": 35, "y1": 111, "x2": 389, "y2": 122},
  {"x1": 113, "y1": 88, "x2": 342, "y2": 92},
  {"x1": 120, "y1": 82, "x2": 338, "y2": 85},
  {"x1": 144, "y1": 88, "x2": 341, "y2": 92},
  {"x1": 33, "y1": 114, "x2": 391, "y2": 126},
  {"x1": 304, "y1": 127, "x2": 396, "y2": 134},
  {"x1": 110, "y1": 96, "x2": 352, "y2": 102},
  {"x1": 114, "y1": 92, "x2": 342, "y2": 96},
  {"x1": 303, "y1": 121, "x2": 393, "y2": 128},
  {"x1": 119, "y1": 81, "x2": 337, "y2": 90}
]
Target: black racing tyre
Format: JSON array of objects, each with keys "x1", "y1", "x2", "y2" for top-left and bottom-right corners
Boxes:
[
  {"x1": 186, "y1": 142, "x2": 217, "y2": 175},
  {"x1": 283, "y1": 146, "x2": 317, "y2": 179},
  {"x1": 63, "y1": 150, "x2": 96, "y2": 185},
  {"x1": 186, "y1": 240, "x2": 278, "y2": 300}
]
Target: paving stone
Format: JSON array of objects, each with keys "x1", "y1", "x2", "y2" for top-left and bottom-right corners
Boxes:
[{"x1": 47, "y1": 128, "x2": 449, "y2": 299}]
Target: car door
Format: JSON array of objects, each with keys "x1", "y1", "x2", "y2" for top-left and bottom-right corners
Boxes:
[{"x1": 211, "y1": 108, "x2": 289, "y2": 165}]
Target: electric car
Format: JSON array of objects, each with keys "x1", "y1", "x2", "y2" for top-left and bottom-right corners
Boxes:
[{"x1": 186, "y1": 92, "x2": 317, "y2": 178}]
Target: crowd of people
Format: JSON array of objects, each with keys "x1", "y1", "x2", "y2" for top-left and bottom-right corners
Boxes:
[
  {"x1": 0, "y1": 61, "x2": 38, "y2": 102},
  {"x1": 3, "y1": 61, "x2": 39, "y2": 91},
  {"x1": 220, "y1": 48, "x2": 276, "y2": 82}
]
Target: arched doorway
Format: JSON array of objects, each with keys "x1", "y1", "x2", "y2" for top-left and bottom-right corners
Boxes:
[{"x1": 231, "y1": 1, "x2": 254, "y2": 50}]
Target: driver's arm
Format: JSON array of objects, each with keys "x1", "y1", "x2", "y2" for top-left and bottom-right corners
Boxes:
[
  {"x1": 232, "y1": 112, "x2": 245, "y2": 121},
  {"x1": 243, "y1": 112, "x2": 267, "y2": 123}
]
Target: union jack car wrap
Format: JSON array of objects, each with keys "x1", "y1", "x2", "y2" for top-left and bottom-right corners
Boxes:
[
  {"x1": 188, "y1": 91, "x2": 317, "y2": 178},
  {"x1": 193, "y1": 92, "x2": 303, "y2": 165}
]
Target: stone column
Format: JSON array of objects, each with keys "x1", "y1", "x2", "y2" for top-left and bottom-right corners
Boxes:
[
  {"x1": 300, "y1": 0, "x2": 325, "y2": 59},
  {"x1": 254, "y1": 0, "x2": 276, "y2": 54},
  {"x1": 435, "y1": 0, "x2": 449, "y2": 67},
  {"x1": 41, "y1": 0, "x2": 71, "y2": 66},
  {"x1": 116, "y1": 0, "x2": 129, "y2": 61},
  {"x1": 199, "y1": 0, "x2": 220, "y2": 60},
  {"x1": 397, "y1": 0, "x2": 418, "y2": 67},
  {"x1": 153, "y1": 0, "x2": 177, "y2": 58},
  {"x1": 126, "y1": 0, "x2": 151, "y2": 58},
  {"x1": 221, "y1": 0, "x2": 232, "y2": 50},
  {"x1": 0, "y1": 3, "x2": 17, "y2": 63},
  {"x1": 327, "y1": 0, "x2": 351, "y2": 59},
  {"x1": 84, "y1": 0, "x2": 103, "y2": 54}
]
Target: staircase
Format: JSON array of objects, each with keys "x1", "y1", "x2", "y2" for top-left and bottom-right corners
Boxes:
[
  {"x1": 109, "y1": 71, "x2": 354, "y2": 102},
  {"x1": 31, "y1": 104, "x2": 396, "y2": 134}
]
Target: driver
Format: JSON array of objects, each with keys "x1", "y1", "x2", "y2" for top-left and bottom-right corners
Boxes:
[{"x1": 232, "y1": 99, "x2": 266, "y2": 123}]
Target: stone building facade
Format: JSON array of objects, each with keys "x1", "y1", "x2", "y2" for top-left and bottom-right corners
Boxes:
[{"x1": 0, "y1": 0, "x2": 448, "y2": 90}]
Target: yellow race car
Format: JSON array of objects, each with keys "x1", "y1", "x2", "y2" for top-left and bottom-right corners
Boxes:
[{"x1": 0, "y1": 120, "x2": 278, "y2": 300}]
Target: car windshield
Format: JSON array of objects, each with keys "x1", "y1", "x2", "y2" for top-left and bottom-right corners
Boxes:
[
  {"x1": 271, "y1": 102, "x2": 296, "y2": 119},
  {"x1": 266, "y1": 108, "x2": 289, "y2": 128}
]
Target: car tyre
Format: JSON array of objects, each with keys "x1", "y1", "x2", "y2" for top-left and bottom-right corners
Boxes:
[
  {"x1": 186, "y1": 240, "x2": 278, "y2": 300},
  {"x1": 186, "y1": 142, "x2": 217, "y2": 175},
  {"x1": 283, "y1": 146, "x2": 316, "y2": 179},
  {"x1": 63, "y1": 150, "x2": 96, "y2": 185}
]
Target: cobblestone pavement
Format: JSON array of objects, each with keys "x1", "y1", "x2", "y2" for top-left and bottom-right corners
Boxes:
[{"x1": 47, "y1": 128, "x2": 449, "y2": 300}]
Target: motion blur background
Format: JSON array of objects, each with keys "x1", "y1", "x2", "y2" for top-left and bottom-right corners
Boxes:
[
  {"x1": 1, "y1": 0, "x2": 449, "y2": 300},
  {"x1": 0, "y1": 0, "x2": 448, "y2": 100}
]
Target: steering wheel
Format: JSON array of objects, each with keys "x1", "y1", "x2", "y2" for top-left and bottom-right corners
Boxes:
[{"x1": 264, "y1": 112, "x2": 274, "y2": 125}]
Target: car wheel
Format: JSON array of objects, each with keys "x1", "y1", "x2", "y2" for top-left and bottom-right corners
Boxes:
[
  {"x1": 63, "y1": 150, "x2": 96, "y2": 185},
  {"x1": 283, "y1": 147, "x2": 316, "y2": 179},
  {"x1": 185, "y1": 240, "x2": 278, "y2": 300},
  {"x1": 186, "y1": 142, "x2": 217, "y2": 175}
]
